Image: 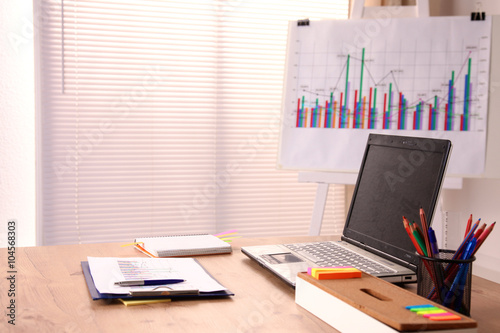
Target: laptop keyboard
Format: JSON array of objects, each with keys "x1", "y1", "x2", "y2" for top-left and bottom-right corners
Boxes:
[{"x1": 283, "y1": 242, "x2": 396, "y2": 275}]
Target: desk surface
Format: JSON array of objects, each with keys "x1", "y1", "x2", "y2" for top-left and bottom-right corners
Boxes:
[{"x1": 1, "y1": 236, "x2": 499, "y2": 333}]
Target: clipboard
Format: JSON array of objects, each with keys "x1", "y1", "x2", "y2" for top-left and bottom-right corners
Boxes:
[{"x1": 81, "y1": 261, "x2": 234, "y2": 300}]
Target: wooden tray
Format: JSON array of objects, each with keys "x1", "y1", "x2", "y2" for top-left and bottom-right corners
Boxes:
[{"x1": 296, "y1": 272, "x2": 477, "y2": 332}]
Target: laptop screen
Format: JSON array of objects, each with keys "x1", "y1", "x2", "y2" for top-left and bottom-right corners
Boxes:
[{"x1": 343, "y1": 134, "x2": 452, "y2": 268}]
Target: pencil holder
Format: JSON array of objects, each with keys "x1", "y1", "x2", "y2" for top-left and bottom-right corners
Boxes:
[{"x1": 417, "y1": 250, "x2": 475, "y2": 316}]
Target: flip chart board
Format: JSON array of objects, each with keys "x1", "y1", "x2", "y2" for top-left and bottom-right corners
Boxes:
[{"x1": 278, "y1": 16, "x2": 494, "y2": 177}]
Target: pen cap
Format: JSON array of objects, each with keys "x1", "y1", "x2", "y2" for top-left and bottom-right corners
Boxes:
[{"x1": 417, "y1": 249, "x2": 475, "y2": 316}]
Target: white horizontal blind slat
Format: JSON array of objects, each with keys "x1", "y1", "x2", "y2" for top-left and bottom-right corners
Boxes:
[{"x1": 36, "y1": 0, "x2": 348, "y2": 245}]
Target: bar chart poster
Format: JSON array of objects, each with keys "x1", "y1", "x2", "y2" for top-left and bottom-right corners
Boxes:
[{"x1": 278, "y1": 16, "x2": 492, "y2": 175}]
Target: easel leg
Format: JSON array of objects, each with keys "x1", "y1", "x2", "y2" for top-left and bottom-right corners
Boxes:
[{"x1": 309, "y1": 183, "x2": 329, "y2": 236}]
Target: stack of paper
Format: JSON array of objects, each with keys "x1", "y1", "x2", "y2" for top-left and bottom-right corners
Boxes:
[{"x1": 82, "y1": 257, "x2": 233, "y2": 300}]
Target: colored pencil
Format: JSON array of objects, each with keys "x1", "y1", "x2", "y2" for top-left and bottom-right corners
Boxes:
[
  {"x1": 411, "y1": 221, "x2": 428, "y2": 257},
  {"x1": 452, "y1": 221, "x2": 479, "y2": 261},
  {"x1": 474, "y1": 221, "x2": 496, "y2": 252},
  {"x1": 464, "y1": 214, "x2": 472, "y2": 238},
  {"x1": 420, "y1": 208, "x2": 433, "y2": 258},
  {"x1": 403, "y1": 217, "x2": 423, "y2": 255},
  {"x1": 474, "y1": 223, "x2": 486, "y2": 239}
]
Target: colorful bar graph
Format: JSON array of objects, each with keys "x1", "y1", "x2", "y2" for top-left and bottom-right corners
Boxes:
[{"x1": 294, "y1": 47, "x2": 475, "y2": 132}]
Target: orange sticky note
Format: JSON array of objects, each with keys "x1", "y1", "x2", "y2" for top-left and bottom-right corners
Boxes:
[
  {"x1": 315, "y1": 270, "x2": 362, "y2": 280},
  {"x1": 428, "y1": 314, "x2": 461, "y2": 321},
  {"x1": 311, "y1": 267, "x2": 360, "y2": 279}
]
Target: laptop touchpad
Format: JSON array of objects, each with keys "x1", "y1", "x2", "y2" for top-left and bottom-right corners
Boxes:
[{"x1": 261, "y1": 253, "x2": 304, "y2": 264}]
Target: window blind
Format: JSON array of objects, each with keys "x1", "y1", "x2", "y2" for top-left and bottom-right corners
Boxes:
[{"x1": 35, "y1": 0, "x2": 348, "y2": 245}]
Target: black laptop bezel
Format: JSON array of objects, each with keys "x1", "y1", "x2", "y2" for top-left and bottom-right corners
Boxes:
[{"x1": 341, "y1": 133, "x2": 452, "y2": 270}]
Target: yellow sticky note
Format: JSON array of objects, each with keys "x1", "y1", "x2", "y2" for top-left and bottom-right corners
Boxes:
[{"x1": 118, "y1": 298, "x2": 172, "y2": 306}]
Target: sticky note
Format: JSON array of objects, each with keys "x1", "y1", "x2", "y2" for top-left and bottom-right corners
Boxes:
[
  {"x1": 405, "y1": 304, "x2": 461, "y2": 321},
  {"x1": 315, "y1": 270, "x2": 362, "y2": 280},
  {"x1": 118, "y1": 298, "x2": 171, "y2": 306},
  {"x1": 423, "y1": 312, "x2": 454, "y2": 318},
  {"x1": 313, "y1": 268, "x2": 359, "y2": 275},
  {"x1": 428, "y1": 314, "x2": 462, "y2": 321},
  {"x1": 409, "y1": 306, "x2": 440, "y2": 312},
  {"x1": 416, "y1": 308, "x2": 448, "y2": 315},
  {"x1": 405, "y1": 304, "x2": 435, "y2": 310},
  {"x1": 313, "y1": 269, "x2": 362, "y2": 280},
  {"x1": 307, "y1": 266, "x2": 354, "y2": 275},
  {"x1": 307, "y1": 266, "x2": 362, "y2": 280}
]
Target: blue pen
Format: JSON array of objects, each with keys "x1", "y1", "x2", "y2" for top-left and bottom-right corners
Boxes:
[
  {"x1": 443, "y1": 239, "x2": 476, "y2": 307},
  {"x1": 114, "y1": 279, "x2": 185, "y2": 286},
  {"x1": 427, "y1": 227, "x2": 445, "y2": 300},
  {"x1": 461, "y1": 238, "x2": 477, "y2": 261},
  {"x1": 453, "y1": 238, "x2": 477, "y2": 310},
  {"x1": 428, "y1": 227, "x2": 439, "y2": 257},
  {"x1": 451, "y1": 222, "x2": 479, "y2": 260}
]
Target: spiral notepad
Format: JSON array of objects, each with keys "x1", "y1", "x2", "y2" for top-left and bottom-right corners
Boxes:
[{"x1": 134, "y1": 234, "x2": 232, "y2": 257}]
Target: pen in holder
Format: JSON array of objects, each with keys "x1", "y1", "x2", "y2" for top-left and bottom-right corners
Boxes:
[{"x1": 417, "y1": 250, "x2": 475, "y2": 316}]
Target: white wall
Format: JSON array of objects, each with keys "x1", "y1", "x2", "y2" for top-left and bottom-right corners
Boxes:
[
  {"x1": 442, "y1": 180, "x2": 500, "y2": 284},
  {"x1": 428, "y1": 0, "x2": 500, "y2": 285},
  {"x1": 0, "y1": 2, "x2": 36, "y2": 247}
]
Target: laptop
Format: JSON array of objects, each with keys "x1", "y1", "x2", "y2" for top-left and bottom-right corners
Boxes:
[{"x1": 242, "y1": 133, "x2": 452, "y2": 286}]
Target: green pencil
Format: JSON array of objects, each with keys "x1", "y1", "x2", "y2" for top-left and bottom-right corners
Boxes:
[{"x1": 411, "y1": 222, "x2": 428, "y2": 257}]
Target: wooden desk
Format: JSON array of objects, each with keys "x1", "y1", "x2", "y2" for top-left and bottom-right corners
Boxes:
[{"x1": 1, "y1": 236, "x2": 499, "y2": 332}]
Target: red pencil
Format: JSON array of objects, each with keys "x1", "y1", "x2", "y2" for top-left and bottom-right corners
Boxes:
[
  {"x1": 464, "y1": 214, "x2": 472, "y2": 238},
  {"x1": 475, "y1": 222, "x2": 496, "y2": 252},
  {"x1": 474, "y1": 223, "x2": 487, "y2": 239},
  {"x1": 405, "y1": 215, "x2": 442, "y2": 302},
  {"x1": 452, "y1": 221, "x2": 479, "y2": 260},
  {"x1": 403, "y1": 217, "x2": 423, "y2": 256},
  {"x1": 420, "y1": 207, "x2": 433, "y2": 258}
]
